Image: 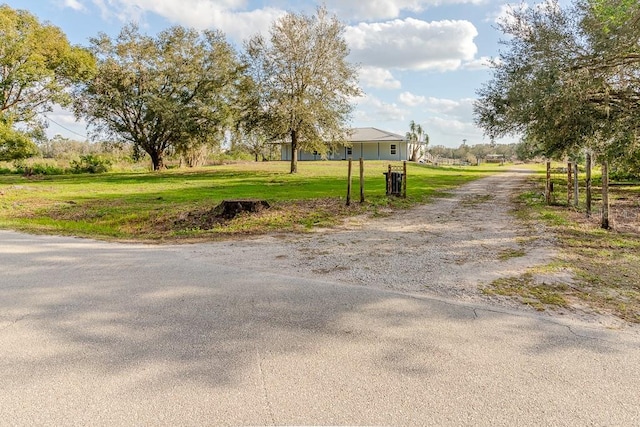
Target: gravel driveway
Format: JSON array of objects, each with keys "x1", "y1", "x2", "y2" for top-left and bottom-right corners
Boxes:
[{"x1": 186, "y1": 169, "x2": 586, "y2": 321}]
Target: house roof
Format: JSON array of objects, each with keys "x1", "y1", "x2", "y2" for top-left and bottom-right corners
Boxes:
[{"x1": 347, "y1": 127, "x2": 405, "y2": 143}]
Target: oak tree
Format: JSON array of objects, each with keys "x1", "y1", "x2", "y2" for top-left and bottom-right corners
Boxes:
[
  {"x1": 474, "y1": 0, "x2": 640, "y2": 164},
  {"x1": 75, "y1": 25, "x2": 241, "y2": 170},
  {"x1": 243, "y1": 6, "x2": 361, "y2": 173},
  {"x1": 0, "y1": 5, "x2": 94, "y2": 159},
  {"x1": 474, "y1": 0, "x2": 640, "y2": 227}
]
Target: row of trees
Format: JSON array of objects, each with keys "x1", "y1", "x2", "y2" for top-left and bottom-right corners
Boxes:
[
  {"x1": 0, "y1": 5, "x2": 360, "y2": 173},
  {"x1": 474, "y1": 0, "x2": 640, "y2": 174},
  {"x1": 428, "y1": 142, "x2": 518, "y2": 164}
]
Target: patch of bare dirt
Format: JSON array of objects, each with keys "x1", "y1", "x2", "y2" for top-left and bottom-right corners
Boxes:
[{"x1": 567, "y1": 190, "x2": 640, "y2": 234}]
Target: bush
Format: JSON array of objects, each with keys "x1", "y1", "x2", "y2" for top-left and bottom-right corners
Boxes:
[
  {"x1": 13, "y1": 160, "x2": 65, "y2": 175},
  {"x1": 70, "y1": 155, "x2": 112, "y2": 174}
]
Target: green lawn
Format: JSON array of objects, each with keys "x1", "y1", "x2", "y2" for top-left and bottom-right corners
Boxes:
[{"x1": 0, "y1": 161, "x2": 501, "y2": 241}]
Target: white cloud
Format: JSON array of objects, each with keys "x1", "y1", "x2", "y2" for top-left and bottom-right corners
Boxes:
[
  {"x1": 424, "y1": 116, "x2": 484, "y2": 145},
  {"x1": 327, "y1": 0, "x2": 424, "y2": 20},
  {"x1": 61, "y1": 0, "x2": 85, "y2": 11},
  {"x1": 359, "y1": 67, "x2": 401, "y2": 89},
  {"x1": 487, "y1": 3, "x2": 521, "y2": 25},
  {"x1": 346, "y1": 18, "x2": 478, "y2": 71},
  {"x1": 489, "y1": 1, "x2": 559, "y2": 30},
  {"x1": 424, "y1": 97, "x2": 461, "y2": 114},
  {"x1": 356, "y1": 94, "x2": 408, "y2": 123},
  {"x1": 326, "y1": 0, "x2": 486, "y2": 21},
  {"x1": 200, "y1": 8, "x2": 285, "y2": 42},
  {"x1": 462, "y1": 56, "x2": 493, "y2": 70},
  {"x1": 398, "y1": 91, "x2": 426, "y2": 107},
  {"x1": 426, "y1": 97, "x2": 475, "y2": 116},
  {"x1": 427, "y1": 116, "x2": 475, "y2": 133},
  {"x1": 87, "y1": 0, "x2": 284, "y2": 42}
]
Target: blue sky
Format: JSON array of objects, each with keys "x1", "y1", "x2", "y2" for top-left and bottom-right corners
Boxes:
[{"x1": 5, "y1": 0, "x2": 529, "y2": 147}]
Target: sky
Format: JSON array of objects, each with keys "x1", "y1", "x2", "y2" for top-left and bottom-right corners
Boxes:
[{"x1": 5, "y1": 0, "x2": 529, "y2": 148}]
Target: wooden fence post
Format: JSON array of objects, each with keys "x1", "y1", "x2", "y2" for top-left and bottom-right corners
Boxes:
[
  {"x1": 545, "y1": 161, "x2": 551, "y2": 205},
  {"x1": 387, "y1": 164, "x2": 392, "y2": 196},
  {"x1": 402, "y1": 161, "x2": 407, "y2": 198},
  {"x1": 601, "y1": 160, "x2": 610, "y2": 229},
  {"x1": 573, "y1": 162, "x2": 579, "y2": 208},
  {"x1": 586, "y1": 152, "x2": 592, "y2": 217},
  {"x1": 346, "y1": 158, "x2": 352, "y2": 206},
  {"x1": 359, "y1": 158, "x2": 365, "y2": 203},
  {"x1": 567, "y1": 161, "x2": 573, "y2": 206}
]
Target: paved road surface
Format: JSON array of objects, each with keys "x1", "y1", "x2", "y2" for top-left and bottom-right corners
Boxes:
[{"x1": 1, "y1": 230, "x2": 639, "y2": 426}]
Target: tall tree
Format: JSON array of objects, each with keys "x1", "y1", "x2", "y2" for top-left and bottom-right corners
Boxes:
[
  {"x1": 0, "y1": 5, "x2": 94, "y2": 159},
  {"x1": 580, "y1": 0, "x2": 640, "y2": 168},
  {"x1": 406, "y1": 120, "x2": 429, "y2": 161},
  {"x1": 243, "y1": 6, "x2": 361, "y2": 173},
  {"x1": 474, "y1": 0, "x2": 640, "y2": 228},
  {"x1": 233, "y1": 127, "x2": 270, "y2": 162},
  {"x1": 74, "y1": 25, "x2": 241, "y2": 170},
  {"x1": 474, "y1": 0, "x2": 640, "y2": 164}
]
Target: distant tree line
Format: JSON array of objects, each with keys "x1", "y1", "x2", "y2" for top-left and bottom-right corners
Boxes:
[
  {"x1": 428, "y1": 143, "x2": 518, "y2": 164},
  {"x1": 0, "y1": 4, "x2": 360, "y2": 173}
]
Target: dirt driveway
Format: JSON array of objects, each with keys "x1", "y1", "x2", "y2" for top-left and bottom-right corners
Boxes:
[{"x1": 188, "y1": 170, "x2": 601, "y2": 323}]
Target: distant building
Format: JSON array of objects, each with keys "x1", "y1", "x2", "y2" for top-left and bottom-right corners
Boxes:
[
  {"x1": 280, "y1": 127, "x2": 412, "y2": 161},
  {"x1": 486, "y1": 154, "x2": 505, "y2": 163}
]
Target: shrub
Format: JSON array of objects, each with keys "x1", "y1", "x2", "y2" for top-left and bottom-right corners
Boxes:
[
  {"x1": 13, "y1": 160, "x2": 65, "y2": 175},
  {"x1": 70, "y1": 155, "x2": 112, "y2": 174}
]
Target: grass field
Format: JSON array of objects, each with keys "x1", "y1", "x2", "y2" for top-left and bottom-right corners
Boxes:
[{"x1": 0, "y1": 161, "x2": 500, "y2": 241}]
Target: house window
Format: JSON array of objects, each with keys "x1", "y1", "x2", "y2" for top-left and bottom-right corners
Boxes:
[
  {"x1": 391, "y1": 144, "x2": 397, "y2": 155},
  {"x1": 346, "y1": 147, "x2": 352, "y2": 156}
]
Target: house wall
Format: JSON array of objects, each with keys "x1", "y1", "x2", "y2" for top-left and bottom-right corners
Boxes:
[
  {"x1": 361, "y1": 143, "x2": 378, "y2": 160},
  {"x1": 299, "y1": 150, "x2": 322, "y2": 161},
  {"x1": 375, "y1": 142, "x2": 406, "y2": 161},
  {"x1": 280, "y1": 142, "x2": 408, "y2": 161},
  {"x1": 281, "y1": 144, "x2": 290, "y2": 161}
]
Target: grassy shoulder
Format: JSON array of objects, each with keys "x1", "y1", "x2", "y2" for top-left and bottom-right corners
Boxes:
[
  {"x1": 484, "y1": 169, "x2": 640, "y2": 323},
  {"x1": 0, "y1": 161, "x2": 501, "y2": 242}
]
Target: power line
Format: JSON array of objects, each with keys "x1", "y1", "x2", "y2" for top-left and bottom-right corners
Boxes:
[{"x1": 43, "y1": 115, "x2": 89, "y2": 140}]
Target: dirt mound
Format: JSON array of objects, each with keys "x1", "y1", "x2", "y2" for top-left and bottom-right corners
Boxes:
[{"x1": 174, "y1": 199, "x2": 270, "y2": 230}]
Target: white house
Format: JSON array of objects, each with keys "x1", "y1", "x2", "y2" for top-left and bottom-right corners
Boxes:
[{"x1": 280, "y1": 127, "x2": 412, "y2": 161}]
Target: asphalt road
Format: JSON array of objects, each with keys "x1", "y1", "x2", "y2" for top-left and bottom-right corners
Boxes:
[{"x1": 1, "y1": 230, "x2": 639, "y2": 426}]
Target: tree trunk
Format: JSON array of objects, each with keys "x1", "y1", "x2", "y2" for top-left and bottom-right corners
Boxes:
[
  {"x1": 410, "y1": 146, "x2": 418, "y2": 162},
  {"x1": 290, "y1": 129, "x2": 298, "y2": 174},
  {"x1": 545, "y1": 161, "x2": 551, "y2": 205},
  {"x1": 601, "y1": 160, "x2": 610, "y2": 229},
  {"x1": 149, "y1": 150, "x2": 164, "y2": 171}
]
